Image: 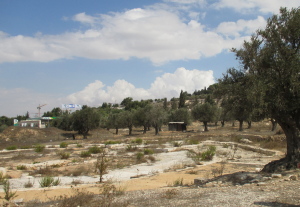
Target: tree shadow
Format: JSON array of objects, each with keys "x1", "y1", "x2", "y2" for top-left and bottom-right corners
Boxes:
[{"x1": 254, "y1": 201, "x2": 300, "y2": 207}]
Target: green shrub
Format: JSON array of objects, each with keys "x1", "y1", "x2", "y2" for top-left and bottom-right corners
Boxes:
[
  {"x1": 52, "y1": 178, "x2": 61, "y2": 186},
  {"x1": 222, "y1": 143, "x2": 229, "y2": 148},
  {"x1": 76, "y1": 143, "x2": 83, "y2": 148},
  {"x1": 0, "y1": 125, "x2": 8, "y2": 133},
  {"x1": 6, "y1": 146, "x2": 17, "y2": 150},
  {"x1": 39, "y1": 176, "x2": 54, "y2": 187},
  {"x1": 57, "y1": 151, "x2": 70, "y2": 159},
  {"x1": 186, "y1": 150, "x2": 202, "y2": 164},
  {"x1": 34, "y1": 144, "x2": 45, "y2": 153},
  {"x1": 88, "y1": 146, "x2": 102, "y2": 154},
  {"x1": 188, "y1": 139, "x2": 199, "y2": 145},
  {"x1": 105, "y1": 141, "x2": 120, "y2": 145},
  {"x1": 2, "y1": 179, "x2": 17, "y2": 201},
  {"x1": 20, "y1": 146, "x2": 31, "y2": 149},
  {"x1": 173, "y1": 142, "x2": 182, "y2": 147},
  {"x1": 136, "y1": 152, "x2": 144, "y2": 161},
  {"x1": 126, "y1": 144, "x2": 137, "y2": 151},
  {"x1": 80, "y1": 151, "x2": 91, "y2": 158},
  {"x1": 173, "y1": 178, "x2": 184, "y2": 186},
  {"x1": 201, "y1": 146, "x2": 216, "y2": 161},
  {"x1": 60, "y1": 142, "x2": 68, "y2": 148},
  {"x1": 132, "y1": 138, "x2": 143, "y2": 144},
  {"x1": 16, "y1": 165, "x2": 27, "y2": 170},
  {"x1": 39, "y1": 176, "x2": 60, "y2": 187},
  {"x1": 0, "y1": 172, "x2": 6, "y2": 184},
  {"x1": 143, "y1": 148, "x2": 154, "y2": 155}
]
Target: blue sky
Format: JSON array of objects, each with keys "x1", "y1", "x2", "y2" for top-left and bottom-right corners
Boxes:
[{"x1": 0, "y1": 0, "x2": 299, "y2": 117}]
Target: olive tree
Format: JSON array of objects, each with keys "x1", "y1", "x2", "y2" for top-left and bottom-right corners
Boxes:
[
  {"x1": 71, "y1": 107, "x2": 100, "y2": 139},
  {"x1": 191, "y1": 103, "x2": 218, "y2": 132},
  {"x1": 232, "y1": 7, "x2": 300, "y2": 172}
]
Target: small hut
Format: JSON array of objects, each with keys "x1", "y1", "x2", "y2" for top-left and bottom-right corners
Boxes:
[{"x1": 168, "y1": 122, "x2": 187, "y2": 132}]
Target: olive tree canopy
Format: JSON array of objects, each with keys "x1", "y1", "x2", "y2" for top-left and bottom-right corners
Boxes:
[{"x1": 233, "y1": 7, "x2": 300, "y2": 172}]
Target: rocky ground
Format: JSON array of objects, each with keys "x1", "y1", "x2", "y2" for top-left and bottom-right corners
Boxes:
[{"x1": 1, "y1": 122, "x2": 298, "y2": 207}]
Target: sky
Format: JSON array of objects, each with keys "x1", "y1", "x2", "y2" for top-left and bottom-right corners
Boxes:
[{"x1": 0, "y1": 0, "x2": 299, "y2": 118}]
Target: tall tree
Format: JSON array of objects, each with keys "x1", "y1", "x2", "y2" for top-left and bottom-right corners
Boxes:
[
  {"x1": 149, "y1": 105, "x2": 167, "y2": 135},
  {"x1": 178, "y1": 90, "x2": 186, "y2": 108},
  {"x1": 232, "y1": 7, "x2": 300, "y2": 172},
  {"x1": 217, "y1": 68, "x2": 254, "y2": 131},
  {"x1": 106, "y1": 109, "x2": 123, "y2": 134},
  {"x1": 191, "y1": 103, "x2": 218, "y2": 131},
  {"x1": 119, "y1": 110, "x2": 134, "y2": 135},
  {"x1": 71, "y1": 107, "x2": 100, "y2": 139},
  {"x1": 133, "y1": 105, "x2": 152, "y2": 134}
]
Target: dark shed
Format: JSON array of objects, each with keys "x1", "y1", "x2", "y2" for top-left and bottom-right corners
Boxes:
[{"x1": 168, "y1": 122, "x2": 187, "y2": 131}]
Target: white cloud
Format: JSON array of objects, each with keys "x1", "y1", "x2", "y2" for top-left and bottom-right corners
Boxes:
[
  {"x1": 1, "y1": 1, "x2": 292, "y2": 65},
  {"x1": 213, "y1": 0, "x2": 299, "y2": 14},
  {"x1": 1, "y1": 68, "x2": 215, "y2": 117},
  {"x1": 65, "y1": 67, "x2": 215, "y2": 106},
  {"x1": 216, "y1": 16, "x2": 267, "y2": 37},
  {"x1": 72, "y1": 12, "x2": 96, "y2": 25},
  {"x1": 0, "y1": 7, "x2": 246, "y2": 65}
]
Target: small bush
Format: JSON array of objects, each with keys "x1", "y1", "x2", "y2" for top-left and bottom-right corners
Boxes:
[
  {"x1": 53, "y1": 188, "x2": 95, "y2": 207},
  {"x1": 1, "y1": 179, "x2": 17, "y2": 201},
  {"x1": 132, "y1": 138, "x2": 143, "y2": 144},
  {"x1": 136, "y1": 152, "x2": 145, "y2": 163},
  {"x1": 143, "y1": 148, "x2": 154, "y2": 155},
  {"x1": 80, "y1": 151, "x2": 91, "y2": 158},
  {"x1": 201, "y1": 146, "x2": 216, "y2": 161},
  {"x1": 24, "y1": 179, "x2": 34, "y2": 188},
  {"x1": 0, "y1": 124, "x2": 8, "y2": 133},
  {"x1": 188, "y1": 139, "x2": 199, "y2": 145},
  {"x1": 39, "y1": 176, "x2": 60, "y2": 187},
  {"x1": 162, "y1": 189, "x2": 178, "y2": 199},
  {"x1": 232, "y1": 135, "x2": 242, "y2": 143},
  {"x1": 173, "y1": 142, "x2": 182, "y2": 147},
  {"x1": 186, "y1": 169, "x2": 198, "y2": 174},
  {"x1": 76, "y1": 143, "x2": 83, "y2": 148},
  {"x1": 57, "y1": 151, "x2": 70, "y2": 159},
  {"x1": 95, "y1": 150, "x2": 109, "y2": 183},
  {"x1": 33, "y1": 166, "x2": 53, "y2": 176},
  {"x1": 88, "y1": 146, "x2": 102, "y2": 154},
  {"x1": 173, "y1": 178, "x2": 184, "y2": 186},
  {"x1": 222, "y1": 143, "x2": 229, "y2": 148},
  {"x1": 39, "y1": 176, "x2": 54, "y2": 187},
  {"x1": 52, "y1": 178, "x2": 61, "y2": 186},
  {"x1": 60, "y1": 142, "x2": 68, "y2": 148},
  {"x1": 0, "y1": 172, "x2": 6, "y2": 184},
  {"x1": 20, "y1": 145, "x2": 31, "y2": 149},
  {"x1": 16, "y1": 165, "x2": 27, "y2": 170},
  {"x1": 71, "y1": 166, "x2": 87, "y2": 177},
  {"x1": 6, "y1": 146, "x2": 17, "y2": 150},
  {"x1": 105, "y1": 141, "x2": 120, "y2": 145},
  {"x1": 34, "y1": 144, "x2": 45, "y2": 153},
  {"x1": 186, "y1": 150, "x2": 202, "y2": 164},
  {"x1": 126, "y1": 144, "x2": 137, "y2": 151},
  {"x1": 211, "y1": 161, "x2": 226, "y2": 177},
  {"x1": 147, "y1": 155, "x2": 156, "y2": 163}
]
